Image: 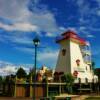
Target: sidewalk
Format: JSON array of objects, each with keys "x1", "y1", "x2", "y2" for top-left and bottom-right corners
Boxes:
[
  {"x1": 0, "y1": 93, "x2": 99, "y2": 100},
  {"x1": 79, "y1": 95, "x2": 89, "y2": 100},
  {"x1": 0, "y1": 96, "x2": 88, "y2": 100},
  {"x1": 0, "y1": 97, "x2": 32, "y2": 100}
]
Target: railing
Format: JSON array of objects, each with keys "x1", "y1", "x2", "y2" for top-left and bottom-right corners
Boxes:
[
  {"x1": 81, "y1": 50, "x2": 91, "y2": 55},
  {"x1": 75, "y1": 78, "x2": 93, "y2": 83},
  {"x1": 84, "y1": 61, "x2": 91, "y2": 65},
  {"x1": 48, "y1": 91, "x2": 59, "y2": 97}
]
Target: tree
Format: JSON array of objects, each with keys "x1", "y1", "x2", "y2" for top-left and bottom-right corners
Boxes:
[
  {"x1": 94, "y1": 68, "x2": 100, "y2": 83},
  {"x1": 27, "y1": 68, "x2": 40, "y2": 82},
  {"x1": 16, "y1": 67, "x2": 27, "y2": 78},
  {"x1": 0, "y1": 76, "x2": 2, "y2": 83},
  {"x1": 64, "y1": 73, "x2": 75, "y2": 93}
]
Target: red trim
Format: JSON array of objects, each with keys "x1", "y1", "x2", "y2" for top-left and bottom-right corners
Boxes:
[
  {"x1": 56, "y1": 30, "x2": 86, "y2": 45},
  {"x1": 62, "y1": 30, "x2": 77, "y2": 36}
]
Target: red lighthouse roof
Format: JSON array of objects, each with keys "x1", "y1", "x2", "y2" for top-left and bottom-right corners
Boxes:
[
  {"x1": 56, "y1": 30, "x2": 86, "y2": 45},
  {"x1": 62, "y1": 30, "x2": 77, "y2": 36}
]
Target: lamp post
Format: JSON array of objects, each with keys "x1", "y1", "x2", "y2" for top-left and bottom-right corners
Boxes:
[{"x1": 33, "y1": 37, "x2": 40, "y2": 100}]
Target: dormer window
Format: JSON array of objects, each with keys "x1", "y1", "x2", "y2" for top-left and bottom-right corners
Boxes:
[{"x1": 76, "y1": 59, "x2": 80, "y2": 66}]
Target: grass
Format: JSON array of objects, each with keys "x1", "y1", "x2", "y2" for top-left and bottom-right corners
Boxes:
[{"x1": 85, "y1": 96, "x2": 100, "y2": 100}]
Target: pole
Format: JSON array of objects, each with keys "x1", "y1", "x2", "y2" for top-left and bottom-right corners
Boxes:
[
  {"x1": 14, "y1": 75, "x2": 17, "y2": 97},
  {"x1": 33, "y1": 45, "x2": 37, "y2": 100}
]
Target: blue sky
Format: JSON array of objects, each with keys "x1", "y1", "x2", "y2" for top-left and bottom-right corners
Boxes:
[{"x1": 0, "y1": 0, "x2": 100, "y2": 75}]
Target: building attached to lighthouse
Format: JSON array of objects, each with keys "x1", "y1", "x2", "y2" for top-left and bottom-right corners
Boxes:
[{"x1": 55, "y1": 30, "x2": 97, "y2": 83}]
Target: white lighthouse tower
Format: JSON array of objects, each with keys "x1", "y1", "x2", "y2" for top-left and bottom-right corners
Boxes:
[{"x1": 55, "y1": 30, "x2": 95, "y2": 83}]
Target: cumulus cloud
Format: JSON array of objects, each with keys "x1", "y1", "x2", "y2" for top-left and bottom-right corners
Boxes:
[
  {"x1": 38, "y1": 49, "x2": 59, "y2": 67},
  {"x1": 15, "y1": 46, "x2": 34, "y2": 54},
  {"x1": 78, "y1": 26, "x2": 95, "y2": 38},
  {"x1": 0, "y1": 0, "x2": 59, "y2": 35},
  {"x1": 0, "y1": 61, "x2": 17, "y2": 75},
  {"x1": 59, "y1": 27, "x2": 66, "y2": 31},
  {"x1": 0, "y1": 22, "x2": 38, "y2": 31},
  {"x1": 86, "y1": 34, "x2": 95, "y2": 38},
  {"x1": 0, "y1": 0, "x2": 60, "y2": 63},
  {"x1": 0, "y1": 66, "x2": 17, "y2": 75},
  {"x1": 45, "y1": 32, "x2": 56, "y2": 37},
  {"x1": 77, "y1": 0, "x2": 100, "y2": 24},
  {"x1": 0, "y1": 60, "x2": 30, "y2": 75},
  {"x1": 0, "y1": 0, "x2": 60, "y2": 60},
  {"x1": 0, "y1": 0, "x2": 29, "y2": 21}
]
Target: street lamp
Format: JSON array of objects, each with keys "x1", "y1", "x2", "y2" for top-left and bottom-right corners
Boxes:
[{"x1": 33, "y1": 37, "x2": 40, "y2": 100}]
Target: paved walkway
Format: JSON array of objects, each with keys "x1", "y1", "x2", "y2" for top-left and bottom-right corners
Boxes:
[
  {"x1": 0, "y1": 97, "x2": 32, "y2": 100},
  {"x1": 0, "y1": 96, "x2": 88, "y2": 100},
  {"x1": 0, "y1": 94, "x2": 99, "y2": 100},
  {"x1": 79, "y1": 95, "x2": 89, "y2": 100}
]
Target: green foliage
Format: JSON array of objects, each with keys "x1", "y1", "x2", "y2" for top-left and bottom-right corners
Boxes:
[
  {"x1": 94, "y1": 68, "x2": 100, "y2": 82},
  {"x1": 85, "y1": 97, "x2": 100, "y2": 100},
  {"x1": 64, "y1": 73, "x2": 74, "y2": 86},
  {"x1": 42, "y1": 77, "x2": 48, "y2": 83},
  {"x1": 63, "y1": 73, "x2": 75, "y2": 94},
  {"x1": 5, "y1": 75, "x2": 10, "y2": 82},
  {"x1": 27, "y1": 68, "x2": 36, "y2": 82},
  {"x1": 28, "y1": 68, "x2": 35, "y2": 76},
  {"x1": 0, "y1": 76, "x2": 2, "y2": 83},
  {"x1": 16, "y1": 67, "x2": 27, "y2": 78},
  {"x1": 61, "y1": 75, "x2": 66, "y2": 82}
]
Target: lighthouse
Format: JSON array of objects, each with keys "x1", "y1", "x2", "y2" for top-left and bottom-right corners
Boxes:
[{"x1": 55, "y1": 30, "x2": 95, "y2": 83}]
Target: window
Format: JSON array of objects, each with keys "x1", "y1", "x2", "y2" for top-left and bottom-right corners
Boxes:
[
  {"x1": 62, "y1": 49, "x2": 66, "y2": 56},
  {"x1": 76, "y1": 59, "x2": 80, "y2": 66}
]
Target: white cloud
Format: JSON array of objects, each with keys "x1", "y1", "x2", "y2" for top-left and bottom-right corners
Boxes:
[
  {"x1": 79, "y1": 26, "x2": 86, "y2": 31},
  {"x1": 78, "y1": 26, "x2": 95, "y2": 38},
  {"x1": 0, "y1": 60, "x2": 30, "y2": 75},
  {"x1": 97, "y1": 9, "x2": 100, "y2": 16},
  {"x1": 38, "y1": 49, "x2": 59, "y2": 67},
  {"x1": 0, "y1": 61, "x2": 17, "y2": 75},
  {"x1": 59, "y1": 27, "x2": 66, "y2": 31},
  {"x1": 0, "y1": 66, "x2": 17, "y2": 75},
  {"x1": 45, "y1": 32, "x2": 56, "y2": 37},
  {"x1": 0, "y1": 0, "x2": 61, "y2": 56},
  {"x1": 11, "y1": 36, "x2": 32, "y2": 45},
  {"x1": 0, "y1": 0, "x2": 29, "y2": 21},
  {"x1": 14, "y1": 45, "x2": 59, "y2": 68},
  {"x1": 0, "y1": 0, "x2": 60, "y2": 34},
  {"x1": 68, "y1": 27, "x2": 77, "y2": 32},
  {"x1": 0, "y1": 22, "x2": 38, "y2": 31},
  {"x1": 15, "y1": 46, "x2": 34, "y2": 54},
  {"x1": 86, "y1": 34, "x2": 95, "y2": 38},
  {"x1": 95, "y1": 0, "x2": 100, "y2": 7},
  {"x1": 77, "y1": 0, "x2": 100, "y2": 23},
  {"x1": 28, "y1": 12, "x2": 59, "y2": 33}
]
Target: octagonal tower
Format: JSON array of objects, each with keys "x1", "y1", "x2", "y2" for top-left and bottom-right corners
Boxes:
[{"x1": 55, "y1": 30, "x2": 94, "y2": 83}]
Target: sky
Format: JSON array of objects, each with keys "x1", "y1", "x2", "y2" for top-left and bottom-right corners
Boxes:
[{"x1": 0, "y1": 0, "x2": 100, "y2": 75}]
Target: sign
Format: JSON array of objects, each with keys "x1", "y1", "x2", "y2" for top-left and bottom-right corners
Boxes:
[{"x1": 74, "y1": 67, "x2": 85, "y2": 72}]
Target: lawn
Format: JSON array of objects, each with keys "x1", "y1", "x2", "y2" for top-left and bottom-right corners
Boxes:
[{"x1": 85, "y1": 96, "x2": 100, "y2": 100}]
